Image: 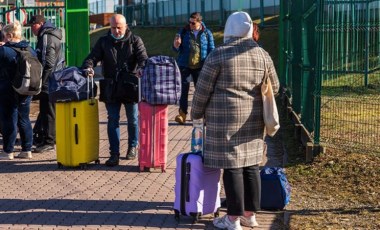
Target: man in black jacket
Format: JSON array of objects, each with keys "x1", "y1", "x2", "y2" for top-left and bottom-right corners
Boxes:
[
  {"x1": 82, "y1": 14, "x2": 148, "y2": 166},
  {"x1": 28, "y1": 15, "x2": 62, "y2": 153}
]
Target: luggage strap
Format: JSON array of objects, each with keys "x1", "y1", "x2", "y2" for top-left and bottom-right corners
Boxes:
[{"x1": 180, "y1": 153, "x2": 191, "y2": 215}]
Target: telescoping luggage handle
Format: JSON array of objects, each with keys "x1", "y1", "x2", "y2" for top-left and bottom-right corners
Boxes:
[{"x1": 85, "y1": 71, "x2": 96, "y2": 105}]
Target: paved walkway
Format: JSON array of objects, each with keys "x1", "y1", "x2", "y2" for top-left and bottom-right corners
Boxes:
[{"x1": 0, "y1": 87, "x2": 286, "y2": 230}]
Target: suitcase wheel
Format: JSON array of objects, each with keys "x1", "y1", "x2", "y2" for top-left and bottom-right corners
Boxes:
[
  {"x1": 139, "y1": 166, "x2": 145, "y2": 172},
  {"x1": 95, "y1": 159, "x2": 100, "y2": 164},
  {"x1": 161, "y1": 165, "x2": 166, "y2": 173},
  {"x1": 79, "y1": 163, "x2": 88, "y2": 170},
  {"x1": 174, "y1": 210, "x2": 180, "y2": 222},
  {"x1": 57, "y1": 162, "x2": 63, "y2": 169},
  {"x1": 192, "y1": 215, "x2": 199, "y2": 224}
]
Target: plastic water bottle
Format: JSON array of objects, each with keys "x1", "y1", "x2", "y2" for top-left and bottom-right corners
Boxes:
[{"x1": 191, "y1": 119, "x2": 203, "y2": 152}]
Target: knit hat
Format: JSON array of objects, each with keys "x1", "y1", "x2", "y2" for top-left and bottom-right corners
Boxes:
[{"x1": 223, "y1": 11, "x2": 253, "y2": 43}]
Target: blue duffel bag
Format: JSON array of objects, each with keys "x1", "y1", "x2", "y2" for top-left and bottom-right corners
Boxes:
[
  {"x1": 49, "y1": 66, "x2": 97, "y2": 103},
  {"x1": 260, "y1": 167, "x2": 291, "y2": 210}
]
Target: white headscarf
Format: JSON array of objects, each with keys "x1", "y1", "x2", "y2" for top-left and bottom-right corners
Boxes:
[{"x1": 223, "y1": 11, "x2": 253, "y2": 43}]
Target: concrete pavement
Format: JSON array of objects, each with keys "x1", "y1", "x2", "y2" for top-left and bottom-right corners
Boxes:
[{"x1": 0, "y1": 86, "x2": 287, "y2": 230}]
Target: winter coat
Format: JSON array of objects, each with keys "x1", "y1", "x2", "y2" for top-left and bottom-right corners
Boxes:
[
  {"x1": 191, "y1": 38, "x2": 280, "y2": 169},
  {"x1": 82, "y1": 30, "x2": 148, "y2": 78},
  {"x1": 172, "y1": 22, "x2": 215, "y2": 68},
  {"x1": 35, "y1": 21, "x2": 63, "y2": 93}
]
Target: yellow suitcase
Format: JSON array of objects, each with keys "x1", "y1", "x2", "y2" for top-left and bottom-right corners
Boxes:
[{"x1": 56, "y1": 99, "x2": 100, "y2": 169}]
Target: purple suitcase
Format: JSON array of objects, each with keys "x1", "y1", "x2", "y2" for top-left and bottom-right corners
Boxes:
[{"x1": 173, "y1": 152, "x2": 221, "y2": 223}]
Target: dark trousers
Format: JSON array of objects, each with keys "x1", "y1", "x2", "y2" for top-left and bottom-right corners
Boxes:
[
  {"x1": 178, "y1": 67, "x2": 201, "y2": 114},
  {"x1": 37, "y1": 92, "x2": 56, "y2": 145},
  {"x1": 223, "y1": 165, "x2": 261, "y2": 216}
]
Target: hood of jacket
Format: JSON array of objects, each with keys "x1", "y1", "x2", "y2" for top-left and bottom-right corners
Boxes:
[
  {"x1": 38, "y1": 21, "x2": 62, "y2": 40},
  {"x1": 5, "y1": 40, "x2": 30, "y2": 49}
]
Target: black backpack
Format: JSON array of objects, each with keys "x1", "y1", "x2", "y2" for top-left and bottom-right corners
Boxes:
[{"x1": 9, "y1": 46, "x2": 43, "y2": 95}]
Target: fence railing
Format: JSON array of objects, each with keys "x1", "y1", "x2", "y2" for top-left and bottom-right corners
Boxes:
[
  {"x1": 115, "y1": 0, "x2": 280, "y2": 27},
  {"x1": 279, "y1": 0, "x2": 380, "y2": 155},
  {"x1": 0, "y1": 5, "x2": 65, "y2": 51}
]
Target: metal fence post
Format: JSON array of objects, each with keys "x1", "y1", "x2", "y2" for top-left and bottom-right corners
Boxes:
[{"x1": 65, "y1": 0, "x2": 90, "y2": 67}]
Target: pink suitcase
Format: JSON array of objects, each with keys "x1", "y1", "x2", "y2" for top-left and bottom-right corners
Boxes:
[{"x1": 138, "y1": 101, "x2": 168, "y2": 172}]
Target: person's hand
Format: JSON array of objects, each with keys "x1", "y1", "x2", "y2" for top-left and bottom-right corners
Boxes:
[
  {"x1": 0, "y1": 42, "x2": 5, "y2": 46},
  {"x1": 173, "y1": 34, "x2": 181, "y2": 49},
  {"x1": 83, "y1": 68, "x2": 95, "y2": 78},
  {"x1": 137, "y1": 68, "x2": 144, "y2": 77}
]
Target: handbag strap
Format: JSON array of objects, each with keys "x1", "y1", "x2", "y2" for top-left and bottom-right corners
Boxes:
[{"x1": 257, "y1": 47, "x2": 269, "y2": 84}]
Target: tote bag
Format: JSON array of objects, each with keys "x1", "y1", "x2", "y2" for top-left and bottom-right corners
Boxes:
[{"x1": 258, "y1": 48, "x2": 280, "y2": 137}]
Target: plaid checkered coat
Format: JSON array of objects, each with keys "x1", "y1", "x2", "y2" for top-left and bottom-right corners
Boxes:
[{"x1": 191, "y1": 37, "x2": 280, "y2": 169}]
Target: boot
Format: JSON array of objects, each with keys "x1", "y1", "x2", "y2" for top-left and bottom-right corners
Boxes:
[{"x1": 175, "y1": 109, "x2": 187, "y2": 125}]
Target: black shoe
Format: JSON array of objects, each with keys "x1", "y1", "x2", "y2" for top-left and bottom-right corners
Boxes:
[
  {"x1": 105, "y1": 155, "x2": 119, "y2": 167},
  {"x1": 33, "y1": 132, "x2": 44, "y2": 147},
  {"x1": 33, "y1": 144, "x2": 55, "y2": 153},
  {"x1": 126, "y1": 147, "x2": 137, "y2": 160},
  {"x1": 221, "y1": 199, "x2": 227, "y2": 208}
]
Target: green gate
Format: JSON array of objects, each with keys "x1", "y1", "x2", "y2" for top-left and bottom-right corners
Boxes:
[{"x1": 280, "y1": 0, "x2": 380, "y2": 155}]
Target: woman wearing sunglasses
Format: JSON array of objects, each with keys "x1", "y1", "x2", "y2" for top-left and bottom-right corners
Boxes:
[{"x1": 172, "y1": 12, "x2": 215, "y2": 125}]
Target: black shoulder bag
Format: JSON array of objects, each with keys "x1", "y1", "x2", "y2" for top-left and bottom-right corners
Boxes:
[{"x1": 112, "y1": 63, "x2": 139, "y2": 103}]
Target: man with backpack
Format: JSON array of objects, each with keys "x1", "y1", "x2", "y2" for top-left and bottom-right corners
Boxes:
[
  {"x1": 28, "y1": 15, "x2": 63, "y2": 153},
  {"x1": 0, "y1": 21, "x2": 35, "y2": 160},
  {"x1": 172, "y1": 12, "x2": 215, "y2": 124}
]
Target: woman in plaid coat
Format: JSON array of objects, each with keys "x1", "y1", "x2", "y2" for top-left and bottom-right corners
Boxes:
[{"x1": 191, "y1": 12, "x2": 280, "y2": 230}]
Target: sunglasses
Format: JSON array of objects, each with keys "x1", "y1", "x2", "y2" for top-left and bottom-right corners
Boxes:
[{"x1": 188, "y1": 21, "x2": 197, "y2": 25}]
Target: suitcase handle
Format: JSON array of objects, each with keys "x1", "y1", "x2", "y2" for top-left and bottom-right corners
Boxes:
[{"x1": 75, "y1": 124, "x2": 78, "y2": 144}]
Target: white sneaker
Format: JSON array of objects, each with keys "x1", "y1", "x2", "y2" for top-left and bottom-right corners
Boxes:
[
  {"x1": 240, "y1": 214, "x2": 259, "y2": 227},
  {"x1": 0, "y1": 152, "x2": 14, "y2": 160},
  {"x1": 213, "y1": 215, "x2": 242, "y2": 230},
  {"x1": 17, "y1": 151, "x2": 32, "y2": 159}
]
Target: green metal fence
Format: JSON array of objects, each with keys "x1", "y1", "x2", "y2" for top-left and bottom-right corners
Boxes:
[
  {"x1": 280, "y1": 0, "x2": 380, "y2": 154},
  {"x1": 115, "y1": 0, "x2": 280, "y2": 27},
  {"x1": 0, "y1": 5, "x2": 65, "y2": 52}
]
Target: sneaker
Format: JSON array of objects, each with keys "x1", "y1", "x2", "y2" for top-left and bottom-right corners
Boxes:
[
  {"x1": 33, "y1": 144, "x2": 55, "y2": 153},
  {"x1": 213, "y1": 215, "x2": 242, "y2": 230},
  {"x1": 126, "y1": 147, "x2": 137, "y2": 160},
  {"x1": 17, "y1": 151, "x2": 33, "y2": 159},
  {"x1": 0, "y1": 152, "x2": 14, "y2": 160},
  {"x1": 105, "y1": 155, "x2": 119, "y2": 167},
  {"x1": 240, "y1": 215, "x2": 259, "y2": 227}
]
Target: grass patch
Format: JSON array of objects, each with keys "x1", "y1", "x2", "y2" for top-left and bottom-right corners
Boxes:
[
  {"x1": 320, "y1": 71, "x2": 380, "y2": 154},
  {"x1": 280, "y1": 100, "x2": 380, "y2": 229}
]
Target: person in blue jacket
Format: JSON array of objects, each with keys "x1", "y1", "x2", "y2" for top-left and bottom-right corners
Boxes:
[
  {"x1": 172, "y1": 12, "x2": 215, "y2": 124},
  {"x1": 0, "y1": 21, "x2": 34, "y2": 160}
]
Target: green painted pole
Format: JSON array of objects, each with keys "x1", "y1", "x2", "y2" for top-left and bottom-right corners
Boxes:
[
  {"x1": 65, "y1": 0, "x2": 90, "y2": 67},
  {"x1": 364, "y1": 1, "x2": 370, "y2": 86},
  {"x1": 260, "y1": 0, "x2": 264, "y2": 26},
  {"x1": 314, "y1": 0, "x2": 324, "y2": 146}
]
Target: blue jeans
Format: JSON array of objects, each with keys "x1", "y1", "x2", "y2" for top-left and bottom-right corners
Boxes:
[
  {"x1": 0, "y1": 80, "x2": 33, "y2": 153},
  {"x1": 179, "y1": 67, "x2": 201, "y2": 114},
  {"x1": 105, "y1": 102, "x2": 138, "y2": 156}
]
